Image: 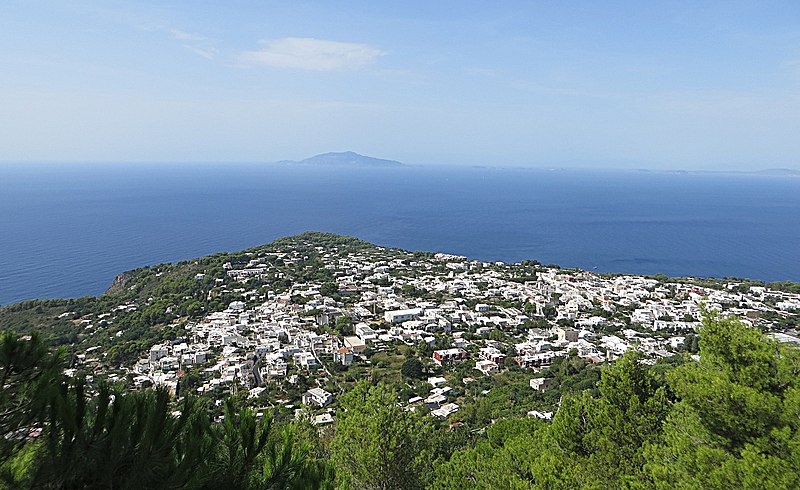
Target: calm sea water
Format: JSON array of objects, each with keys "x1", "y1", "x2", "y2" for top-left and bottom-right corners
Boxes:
[{"x1": 1, "y1": 163, "x2": 799, "y2": 305}]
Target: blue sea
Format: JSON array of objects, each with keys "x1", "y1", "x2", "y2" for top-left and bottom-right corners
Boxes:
[{"x1": 1, "y1": 163, "x2": 799, "y2": 306}]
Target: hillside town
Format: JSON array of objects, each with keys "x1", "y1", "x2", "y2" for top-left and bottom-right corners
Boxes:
[{"x1": 65, "y1": 236, "x2": 800, "y2": 424}]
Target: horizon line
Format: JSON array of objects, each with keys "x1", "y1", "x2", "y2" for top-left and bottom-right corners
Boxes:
[{"x1": 0, "y1": 159, "x2": 798, "y2": 174}]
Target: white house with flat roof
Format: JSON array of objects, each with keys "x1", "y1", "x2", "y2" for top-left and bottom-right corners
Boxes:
[
  {"x1": 385, "y1": 308, "x2": 423, "y2": 323},
  {"x1": 302, "y1": 388, "x2": 334, "y2": 407}
]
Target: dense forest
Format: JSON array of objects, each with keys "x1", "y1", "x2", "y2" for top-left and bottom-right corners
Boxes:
[{"x1": 2, "y1": 311, "x2": 799, "y2": 489}]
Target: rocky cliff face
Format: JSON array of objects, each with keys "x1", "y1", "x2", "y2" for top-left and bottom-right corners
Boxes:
[{"x1": 106, "y1": 270, "x2": 135, "y2": 295}]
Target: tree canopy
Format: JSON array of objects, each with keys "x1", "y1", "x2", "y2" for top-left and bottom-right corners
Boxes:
[
  {"x1": 433, "y1": 313, "x2": 800, "y2": 489},
  {"x1": 331, "y1": 381, "x2": 434, "y2": 490},
  {"x1": 0, "y1": 332, "x2": 334, "y2": 490},
  {"x1": 3, "y1": 311, "x2": 800, "y2": 489}
]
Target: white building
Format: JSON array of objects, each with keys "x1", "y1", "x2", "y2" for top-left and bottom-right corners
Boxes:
[
  {"x1": 149, "y1": 345, "x2": 169, "y2": 363},
  {"x1": 302, "y1": 388, "x2": 334, "y2": 407},
  {"x1": 384, "y1": 308, "x2": 423, "y2": 324},
  {"x1": 475, "y1": 359, "x2": 498, "y2": 375},
  {"x1": 333, "y1": 348, "x2": 354, "y2": 366},
  {"x1": 355, "y1": 323, "x2": 378, "y2": 342}
]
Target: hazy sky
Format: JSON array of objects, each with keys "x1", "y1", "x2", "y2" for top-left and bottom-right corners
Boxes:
[{"x1": 2, "y1": 1, "x2": 799, "y2": 169}]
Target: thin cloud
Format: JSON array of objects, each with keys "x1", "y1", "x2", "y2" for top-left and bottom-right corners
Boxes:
[
  {"x1": 168, "y1": 28, "x2": 217, "y2": 59},
  {"x1": 239, "y1": 37, "x2": 384, "y2": 71},
  {"x1": 168, "y1": 28, "x2": 208, "y2": 42},
  {"x1": 137, "y1": 24, "x2": 217, "y2": 59},
  {"x1": 183, "y1": 45, "x2": 218, "y2": 60}
]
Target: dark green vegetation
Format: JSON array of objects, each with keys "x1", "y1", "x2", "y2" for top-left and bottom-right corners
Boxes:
[
  {"x1": 432, "y1": 313, "x2": 800, "y2": 488},
  {"x1": 0, "y1": 332, "x2": 334, "y2": 489},
  {"x1": 3, "y1": 313, "x2": 799, "y2": 488},
  {"x1": 331, "y1": 382, "x2": 435, "y2": 489}
]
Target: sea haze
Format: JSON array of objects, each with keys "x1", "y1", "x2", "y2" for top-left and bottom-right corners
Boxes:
[{"x1": 1, "y1": 163, "x2": 799, "y2": 305}]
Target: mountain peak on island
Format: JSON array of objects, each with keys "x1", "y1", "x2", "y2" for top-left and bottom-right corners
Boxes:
[{"x1": 283, "y1": 151, "x2": 404, "y2": 167}]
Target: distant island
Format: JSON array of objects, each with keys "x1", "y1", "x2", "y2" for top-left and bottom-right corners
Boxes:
[
  {"x1": 755, "y1": 168, "x2": 800, "y2": 176},
  {"x1": 666, "y1": 168, "x2": 800, "y2": 176},
  {"x1": 277, "y1": 151, "x2": 405, "y2": 167}
]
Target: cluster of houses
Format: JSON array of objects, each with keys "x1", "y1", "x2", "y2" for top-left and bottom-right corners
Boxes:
[{"x1": 71, "y1": 239, "x2": 800, "y2": 424}]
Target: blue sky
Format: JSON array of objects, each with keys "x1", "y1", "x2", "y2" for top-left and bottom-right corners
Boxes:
[{"x1": 1, "y1": 1, "x2": 799, "y2": 169}]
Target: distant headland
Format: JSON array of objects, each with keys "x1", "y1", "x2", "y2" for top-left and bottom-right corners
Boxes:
[{"x1": 276, "y1": 151, "x2": 405, "y2": 168}]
